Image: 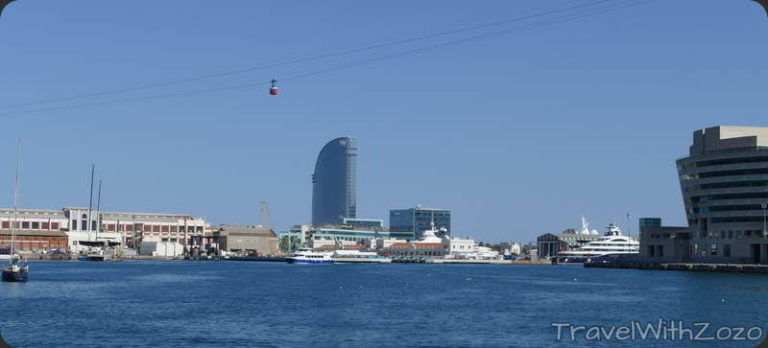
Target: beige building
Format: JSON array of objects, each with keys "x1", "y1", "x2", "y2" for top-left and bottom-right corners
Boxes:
[{"x1": 216, "y1": 225, "x2": 279, "y2": 255}]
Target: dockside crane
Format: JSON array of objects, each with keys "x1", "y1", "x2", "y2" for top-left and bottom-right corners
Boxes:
[{"x1": 260, "y1": 201, "x2": 273, "y2": 233}]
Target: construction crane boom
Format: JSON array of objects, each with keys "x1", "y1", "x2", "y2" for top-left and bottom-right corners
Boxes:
[{"x1": 260, "y1": 201, "x2": 273, "y2": 232}]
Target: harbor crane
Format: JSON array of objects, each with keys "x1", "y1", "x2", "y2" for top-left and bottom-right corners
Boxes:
[{"x1": 260, "y1": 201, "x2": 273, "y2": 233}]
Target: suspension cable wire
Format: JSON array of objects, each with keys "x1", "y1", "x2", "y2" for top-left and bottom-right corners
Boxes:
[
  {"x1": 0, "y1": 0, "x2": 635, "y2": 111},
  {"x1": 0, "y1": 0, "x2": 653, "y2": 116}
]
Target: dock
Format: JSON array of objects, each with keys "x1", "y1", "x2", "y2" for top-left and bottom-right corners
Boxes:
[{"x1": 585, "y1": 261, "x2": 768, "y2": 274}]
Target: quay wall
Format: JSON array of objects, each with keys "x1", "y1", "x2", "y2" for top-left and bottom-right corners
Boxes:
[{"x1": 585, "y1": 261, "x2": 768, "y2": 274}]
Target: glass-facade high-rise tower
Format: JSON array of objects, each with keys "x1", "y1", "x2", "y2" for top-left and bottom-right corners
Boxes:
[{"x1": 312, "y1": 137, "x2": 357, "y2": 225}]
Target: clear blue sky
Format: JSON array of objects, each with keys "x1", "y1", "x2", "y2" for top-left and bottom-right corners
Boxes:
[{"x1": 1, "y1": 0, "x2": 767, "y2": 243}]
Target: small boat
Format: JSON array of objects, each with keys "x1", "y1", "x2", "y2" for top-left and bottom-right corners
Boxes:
[
  {"x1": 2, "y1": 254, "x2": 28, "y2": 282},
  {"x1": 287, "y1": 248, "x2": 333, "y2": 264}
]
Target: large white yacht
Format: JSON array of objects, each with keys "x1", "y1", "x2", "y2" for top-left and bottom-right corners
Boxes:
[{"x1": 555, "y1": 223, "x2": 638, "y2": 264}]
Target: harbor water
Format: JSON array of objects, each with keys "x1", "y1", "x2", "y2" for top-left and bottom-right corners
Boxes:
[{"x1": 1, "y1": 261, "x2": 767, "y2": 347}]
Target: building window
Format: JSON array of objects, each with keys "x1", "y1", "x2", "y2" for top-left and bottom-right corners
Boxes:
[
  {"x1": 52, "y1": 222, "x2": 59, "y2": 230},
  {"x1": 21, "y1": 221, "x2": 29, "y2": 229},
  {"x1": 724, "y1": 244, "x2": 732, "y2": 258},
  {"x1": 1, "y1": 221, "x2": 8, "y2": 229},
  {"x1": 42, "y1": 222, "x2": 49, "y2": 230}
]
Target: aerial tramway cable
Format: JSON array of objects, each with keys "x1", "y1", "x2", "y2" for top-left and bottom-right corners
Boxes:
[{"x1": 0, "y1": 0, "x2": 653, "y2": 115}]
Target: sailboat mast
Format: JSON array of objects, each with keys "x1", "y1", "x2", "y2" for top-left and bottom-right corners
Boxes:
[
  {"x1": 96, "y1": 180, "x2": 102, "y2": 247},
  {"x1": 10, "y1": 139, "x2": 20, "y2": 261},
  {"x1": 87, "y1": 164, "x2": 94, "y2": 239}
]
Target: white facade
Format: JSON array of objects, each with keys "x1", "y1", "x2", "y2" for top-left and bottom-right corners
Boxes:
[
  {"x1": 139, "y1": 237, "x2": 185, "y2": 257},
  {"x1": 444, "y1": 237, "x2": 477, "y2": 259}
]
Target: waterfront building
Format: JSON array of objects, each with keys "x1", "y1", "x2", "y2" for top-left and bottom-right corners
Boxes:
[
  {"x1": 139, "y1": 237, "x2": 185, "y2": 257},
  {"x1": 380, "y1": 227, "x2": 446, "y2": 258},
  {"x1": 389, "y1": 206, "x2": 451, "y2": 239},
  {"x1": 64, "y1": 207, "x2": 210, "y2": 254},
  {"x1": 215, "y1": 225, "x2": 280, "y2": 255},
  {"x1": 638, "y1": 218, "x2": 690, "y2": 261},
  {"x1": 312, "y1": 137, "x2": 357, "y2": 225},
  {"x1": 443, "y1": 236, "x2": 477, "y2": 259},
  {"x1": 676, "y1": 126, "x2": 768, "y2": 263},
  {"x1": 0, "y1": 209, "x2": 69, "y2": 252},
  {"x1": 536, "y1": 229, "x2": 602, "y2": 260},
  {"x1": 307, "y1": 218, "x2": 413, "y2": 244}
]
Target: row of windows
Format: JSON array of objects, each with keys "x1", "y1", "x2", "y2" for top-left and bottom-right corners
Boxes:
[
  {"x1": 695, "y1": 204, "x2": 768, "y2": 213},
  {"x1": 696, "y1": 156, "x2": 768, "y2": 168},
  {"x1": 0, "y1": 221, "x2": 61, "y2": 230},
  {"x1": 698, "y1": 181, "x2": 768, "y2": 190},
  {"x1": 710, "y1": 217, "x2": 767, "y2": 223},
  {"x1": 698, "y1": 230, "x2": 765, "y2": 240},
  {"x1": 698, "y1": 168, "x2": 768, "y2": 179},
  {"x1": 71, "y1": 220, "x2": 204, "y2": 233},
  {"x1": 691, "y1": 192, "x2": 768, "y2": 202},
  {"x1": 692, "y1": 243, "x2": 732, "y2": 258}
]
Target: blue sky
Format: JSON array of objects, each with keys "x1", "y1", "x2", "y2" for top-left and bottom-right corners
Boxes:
[{"x1": 0, "y1": 0, "x2": 767, "y2": 243}]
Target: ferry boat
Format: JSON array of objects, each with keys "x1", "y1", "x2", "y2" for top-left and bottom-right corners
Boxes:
[
  {"x1": 287, "y1": 248, "x2": 334, "y2": 264},
  {"x1": 555, "y1": 223, "x2": 638, "y2": 264}
]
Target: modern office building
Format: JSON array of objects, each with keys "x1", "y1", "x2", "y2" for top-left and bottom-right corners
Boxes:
[
  {"x1": 390, "y1": 206, "x2": 451, "y2": 239},
  {"x1": 312, "y1": 137, "x2": 358, "y2": 225},
  {"x1": 677, "y1": 126, "x2": 768, "y2": 263}
]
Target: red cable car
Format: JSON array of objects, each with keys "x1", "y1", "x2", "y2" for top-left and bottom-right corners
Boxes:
[{"x1": 269, "y1": 79, "x2": 278, "y2": 95}]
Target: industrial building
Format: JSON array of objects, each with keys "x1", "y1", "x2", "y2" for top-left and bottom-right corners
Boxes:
[
  {"x1": 390, "y1": 206, "x2": 451, "y2": 239},
  {"x1": 216, "y1": 225, "x2": 280, "y2": 255},
  {"x1": 0, "y1": 209, "x2": 69, "y2": 252}
]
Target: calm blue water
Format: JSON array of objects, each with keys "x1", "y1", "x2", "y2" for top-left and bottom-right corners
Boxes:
[{"x1": 1, "y1": 261, "x2": 767, "y2": 347}]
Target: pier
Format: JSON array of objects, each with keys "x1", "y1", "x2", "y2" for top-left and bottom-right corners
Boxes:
[{"x1": 585, "y1": 261, "x2": 768, "y2": 274}]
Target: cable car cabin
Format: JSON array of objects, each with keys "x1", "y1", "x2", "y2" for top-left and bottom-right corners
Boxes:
[{"x1": 269, "y1": 79, "x2": 278, "y2": 95}]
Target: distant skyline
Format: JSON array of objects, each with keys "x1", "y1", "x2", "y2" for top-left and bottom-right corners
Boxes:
[{"x1": 1, "y1": 0, "x2": 767, "y2": 242}]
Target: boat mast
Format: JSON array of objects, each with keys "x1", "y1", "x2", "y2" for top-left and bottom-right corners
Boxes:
[
  {"x1": 87, "y1": 164, "x2": 94, "y2": 241},
  {"x1": 10, "y1": 139, "x2": 20, "y2": 262},
  {"x1": 96, "y1": 180, "x2": 102, "y2": 248}
]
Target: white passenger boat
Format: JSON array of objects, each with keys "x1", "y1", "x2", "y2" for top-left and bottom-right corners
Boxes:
[
  {"x1": 555, "y1": 223, "x2": 638, "y2": 264},
  {"x1": 287, "y1": 248, "x2": 334, "y2": 264}
]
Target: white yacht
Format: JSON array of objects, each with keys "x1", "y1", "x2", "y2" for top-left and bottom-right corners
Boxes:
[
  {"x1": 555, "y1": 223, "x2": 638, "y2": 264},
  {"x1": 287, "y1": 248, "x2": 334, "y2": 264}
]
